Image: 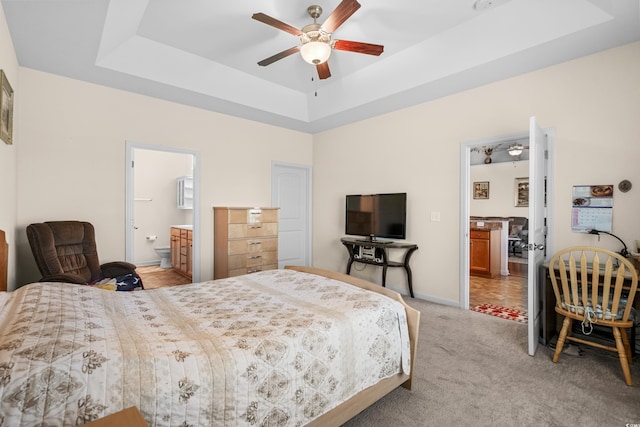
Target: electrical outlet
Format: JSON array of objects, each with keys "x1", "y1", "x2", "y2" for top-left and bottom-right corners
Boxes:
[{"x1": 430, "y1": 211, "x2": 441, "y2": 222}]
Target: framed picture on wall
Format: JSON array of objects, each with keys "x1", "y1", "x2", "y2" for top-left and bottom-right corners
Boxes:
[
  {"x1": 515, "y1": 177, "x2": 529, "y2": 207},
  {"x1": 473, "y1": 181, "x2": 489, "y2": 199},
  {"x1": 0, "y1": 70, "x2": 14, "y2": 145}
]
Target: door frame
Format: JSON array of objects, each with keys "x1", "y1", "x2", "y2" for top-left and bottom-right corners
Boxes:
[
  {"x1": 125, "y1": 141, "x2": 201, "y2": 283},
  {"x1": 459, "y1": 128, "x2": 555, "y2": 311}
]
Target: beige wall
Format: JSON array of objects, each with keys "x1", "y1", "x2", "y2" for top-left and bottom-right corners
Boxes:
[
  {"x1": 4, "y1": 0, "x2": 639, "y2": 304},
  {"x1": 313, "y1": 41, "x2": 640, "y2": 304},
  {"x1": 0, "y1": 4, "x2": 18, "y2": 287},
  {"x1": 14, "y1": 68, "x2": 313, "y2": 288},
  {"x1": 470, "y1": 161, "x2": 529, "y2": 218}
]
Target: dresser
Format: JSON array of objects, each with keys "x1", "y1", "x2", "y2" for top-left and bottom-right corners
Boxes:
[{"x1": 213, "y1": 207, "x2": 279, "y2": 279}]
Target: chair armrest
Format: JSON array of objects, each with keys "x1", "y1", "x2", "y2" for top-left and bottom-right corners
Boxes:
[
  {"x1": 39, "y1": 273, "x2": 88, "y2": 284},
  {"x1": 101, "y1": 261, "x2": 137, "y2": 278}
]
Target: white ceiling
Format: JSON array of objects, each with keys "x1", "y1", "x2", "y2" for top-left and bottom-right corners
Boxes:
[{"x1": 3, "y1": 0, "x2": 639, "y2": 134}]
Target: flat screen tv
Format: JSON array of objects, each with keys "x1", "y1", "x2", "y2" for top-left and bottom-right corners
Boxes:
[{"x1": 345, "y1": 193, "x2": 407, "y2": 241}]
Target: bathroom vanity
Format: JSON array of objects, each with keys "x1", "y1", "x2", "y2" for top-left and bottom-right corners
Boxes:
[{"x1": 170, "y1": 225, "x2": 192, "y2": 280}]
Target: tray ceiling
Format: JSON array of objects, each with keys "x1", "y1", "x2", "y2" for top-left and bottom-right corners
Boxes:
[{"x1": 3, "y1": 0, "x2": 639, "y2": 133}]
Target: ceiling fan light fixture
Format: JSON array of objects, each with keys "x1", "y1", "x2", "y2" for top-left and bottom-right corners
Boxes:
[
  {"x1": 508, "y1": 144, "x2": 523, "y2": 156},
  {"x1": 300, "y1": 41, "x2": 332, "y2": 65}
]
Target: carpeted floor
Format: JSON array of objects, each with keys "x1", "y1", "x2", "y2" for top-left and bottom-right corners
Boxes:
[{"x1": 344, "y1": 298, "x2": 640, "y2": 426}]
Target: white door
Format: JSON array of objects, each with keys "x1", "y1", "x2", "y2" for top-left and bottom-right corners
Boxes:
[
  {"x1": 271, "y1": 162, "x2": 312, "y2": 268},
  {"x1": 527, "y1": 117, "x2": 547, "y2": 356}
]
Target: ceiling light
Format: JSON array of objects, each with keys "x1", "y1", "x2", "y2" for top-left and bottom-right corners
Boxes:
[
  {"x1": 300, "y1": 41, "x2": 332, "y2": 65},
  {"x1": 508, "y1": 144, "x2": 523, "y2": 156}
]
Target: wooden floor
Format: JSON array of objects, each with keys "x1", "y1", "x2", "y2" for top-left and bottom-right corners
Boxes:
[
  {"x1": 469, "y1": 261, "x2": 528, "y2": 312},
  {"x1": 136, "y1": 265, "x2": 192, "y2": 289}
]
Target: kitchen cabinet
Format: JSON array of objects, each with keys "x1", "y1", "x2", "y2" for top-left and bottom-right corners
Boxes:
[{"x1": 470, "y1": 228, "x2": 501, "y2": 278}]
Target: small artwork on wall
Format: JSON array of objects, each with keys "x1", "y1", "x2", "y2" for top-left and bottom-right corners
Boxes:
[
  {"x1": 0, "y1": 70, "x2": 14, "y2": 145},
  {"x1": 473, "y1": 181, "x2": 489, "y2": 199},
  {"x1": 515, "y1": 177, "x2": 529, "y2": 207}
]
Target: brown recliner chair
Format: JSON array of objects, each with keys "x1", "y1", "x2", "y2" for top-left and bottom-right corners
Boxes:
[{"x1": 27, "y1": 221, "x2": 137, "y2": 284}]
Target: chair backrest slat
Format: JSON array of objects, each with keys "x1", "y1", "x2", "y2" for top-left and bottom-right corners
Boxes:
[
  {"x1": 549, "y1": 246, "x2": 638, "y2": 323},
  {"x1": 568, "y1": 254, "x2": 580, "y2": 308}
]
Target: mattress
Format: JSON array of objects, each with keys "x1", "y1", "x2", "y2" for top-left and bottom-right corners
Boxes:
[{"x1": 0, "y1": 269, "x2": 410, "y2": 426}]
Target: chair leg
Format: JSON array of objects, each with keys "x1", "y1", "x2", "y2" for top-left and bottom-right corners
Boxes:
[
  {"x1": 553, "y1": 317, "x2": 572, "y2": 363},
  {"x1": 620, "y1": 327, "x2": 633, "y2": 366},
  {"x1": 612, "y1": 327, "x2": 633, "y2": 386}
]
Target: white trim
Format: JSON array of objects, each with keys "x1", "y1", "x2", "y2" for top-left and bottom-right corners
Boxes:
[{"x1": 125, "y1": 141, "x2": 201, "y2": 283}]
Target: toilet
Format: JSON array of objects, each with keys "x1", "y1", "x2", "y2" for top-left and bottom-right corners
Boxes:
[{"x1": 154, "y1": 246, "x2": 171, "y2": 268}]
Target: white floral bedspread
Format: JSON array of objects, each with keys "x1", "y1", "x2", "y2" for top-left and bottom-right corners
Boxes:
[{"x1": 0, "y1": 269, "x2": 410, "y2": 426}]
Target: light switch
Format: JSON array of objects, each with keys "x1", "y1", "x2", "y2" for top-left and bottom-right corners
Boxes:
[{"x1": 430, "y1": 211, "x2": 441, "y2": 222}]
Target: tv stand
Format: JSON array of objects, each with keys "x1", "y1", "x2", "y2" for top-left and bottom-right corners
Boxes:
[
  {"x1": 341, "y1": 237, "x2": 418, "y2": 298},
  {"x1": 356, "y1": 239, "x2": 393, "y2": 244}
]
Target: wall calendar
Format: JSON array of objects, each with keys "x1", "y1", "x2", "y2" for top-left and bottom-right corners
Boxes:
[{"x1": 571, "y1": 185, "x2": 613, "y2": 233}]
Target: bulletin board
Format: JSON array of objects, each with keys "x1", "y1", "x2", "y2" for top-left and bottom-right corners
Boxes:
[{"x1": 571, "y1": 185, "x2": 613, "y2": 232}]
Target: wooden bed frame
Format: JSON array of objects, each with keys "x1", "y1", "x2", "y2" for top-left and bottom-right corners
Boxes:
[
  {"x1": 0, "y1": 230, "x2": 7, "y2": 292},
  {"x1": 0, "y1": 233, "x2": 419, "y2": 426},
  {"x1": 285, "y1": 266, "x2": 420, "y2": 426}
]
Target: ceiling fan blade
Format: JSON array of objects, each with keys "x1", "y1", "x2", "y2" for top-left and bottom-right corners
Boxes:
[
  {"x1": 257, "y1": 46, "x2": 300, "y2": 67},
  {"x1": 321, "y1": 0, "x2": 361, "y2": 33},
  {"x1": 252, "y1": 13, "x2": 301, "y2": 36},
  {"x1": 334, "y1": 40, "x2": 384, "y2": 56},
  {"x1": 316, "y1": 62, "x2": 331, "y2": 80}
]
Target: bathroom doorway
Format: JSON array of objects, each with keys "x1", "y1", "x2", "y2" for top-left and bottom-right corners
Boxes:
[{"x1": 125, "y1": 141, "x2": 201, "y2": 282}]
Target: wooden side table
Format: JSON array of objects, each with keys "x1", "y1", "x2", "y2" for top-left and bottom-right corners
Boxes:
[
  {"x1": 83, "y1": 407, "x2": 148, "y2": 426},
  {"x1": 630, "y1": 255, "x2": 640, "y2": 273}
]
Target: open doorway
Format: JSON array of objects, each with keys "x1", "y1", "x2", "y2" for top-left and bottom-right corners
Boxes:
[
  {"x1": 468, "y1": 142, "x2": 530, "y2": 315},
  {"x1": 125, "y1": 141, "x2": 201, "y2": 284},
  {"x1": 460, "y1": 119, "x2": 554, "y2": 355}
]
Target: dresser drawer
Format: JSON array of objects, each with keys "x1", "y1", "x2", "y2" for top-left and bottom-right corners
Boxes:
[
  {"x1": 228, "y1": 208, "x2": 279, "y2": 224},
  {"x1": 470, "y1": 230, "x2": 490, "y2": 239},
  {"x1": 228, "y1": 263, "x2": 278, "y2": 277},
  {"x1": 228, "y1": 223, "x2": 278, "y2": 238},
  {"x1": 228, "y1": 251, "x2": 277, "y2": 270},
  {"x1": 228, "y1": 237, "x2": 277, "y2": 255}
]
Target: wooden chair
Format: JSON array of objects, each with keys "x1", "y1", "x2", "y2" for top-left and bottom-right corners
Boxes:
[{"x1": 548, "y1": 246, "x2": 638, "y2": 386}]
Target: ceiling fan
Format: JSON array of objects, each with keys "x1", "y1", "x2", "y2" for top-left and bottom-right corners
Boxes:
[
  {"x1": 472, "y1": 143, "x2": 530, "y2": 163},
  {"x1": 252, "y1": 0, "x2": 384, "y2": 80}
]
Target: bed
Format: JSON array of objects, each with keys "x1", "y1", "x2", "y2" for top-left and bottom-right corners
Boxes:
[{"x1": 0, "y1": 233, "x2": 419, "y2": 426}]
